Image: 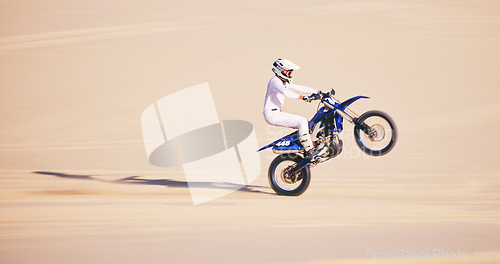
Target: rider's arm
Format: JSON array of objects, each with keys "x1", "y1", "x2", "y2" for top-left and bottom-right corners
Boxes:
[
  {"x1": 287, "y1": 83, "x2": 320, "y2": 95},
  {"x1": 271, "y1": 78, "x2": 301, "y2": 99}
]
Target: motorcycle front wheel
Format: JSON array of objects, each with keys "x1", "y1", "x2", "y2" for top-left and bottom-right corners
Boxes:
[
  {"x1": 354, "y1": 110, "x2": 397, "y2": 156},
  {"x1": 268, "y1": 154, "x2": 311, "y2": 196}
]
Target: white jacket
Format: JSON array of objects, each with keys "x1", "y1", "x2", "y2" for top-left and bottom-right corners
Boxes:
[{"x1": 263, "y1": 76, "x2": 317, "y2": 114}]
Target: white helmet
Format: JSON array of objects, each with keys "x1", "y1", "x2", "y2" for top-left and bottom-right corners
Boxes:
[{"x1": 272, "y1": 58, "x2": 300, "y2": 83}]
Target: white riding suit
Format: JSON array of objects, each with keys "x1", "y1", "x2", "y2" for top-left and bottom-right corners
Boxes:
[{"x1": 263, "y1": 76, "x2": 317, "y2": 136}]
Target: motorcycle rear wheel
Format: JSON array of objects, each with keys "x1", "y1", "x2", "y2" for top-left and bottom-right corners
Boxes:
[{"x1": 268, "y1": 154, "x2": 311, "y2": 196}]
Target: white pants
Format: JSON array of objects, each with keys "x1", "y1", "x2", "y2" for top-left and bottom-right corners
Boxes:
[{"x1": 264, "y1": 110, "x2": 309, "y2": 136}]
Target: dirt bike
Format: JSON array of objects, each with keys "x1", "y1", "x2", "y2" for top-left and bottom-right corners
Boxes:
[{"x1": 258, "y1": 89, "x2": 397, "y2": 196}]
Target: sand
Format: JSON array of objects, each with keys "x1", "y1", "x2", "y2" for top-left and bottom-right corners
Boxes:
[{"x1": 1, "y1": 0, "x2": 499, "y2": 263}]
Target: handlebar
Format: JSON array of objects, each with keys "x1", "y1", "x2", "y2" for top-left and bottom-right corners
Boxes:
[
  {"x1": 329, "y1": 88, "x2": 335, "y2": 96},
  {"x1": 319, "y1": 89, "x2": 336, "y2": 101},
  {"x1": 303, "y1": 89, "x2": 336, "y2": 103},
  {"x1": 319, "y1": 88, "x2": 335, "y2": 99},
  {"x1": 320, "y1": 89, "x2": 341, "y2": 109}
]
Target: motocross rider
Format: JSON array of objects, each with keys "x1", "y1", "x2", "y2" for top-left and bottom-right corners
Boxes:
[{"x1": 263, "y1": 58, "x2": 323, "y2": 159}]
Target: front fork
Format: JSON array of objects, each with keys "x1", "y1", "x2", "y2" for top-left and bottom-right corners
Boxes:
[
  {"x1": 353, "y1": 117, "x2": 371, "y2": 135},
  {"x1": 329, "y1": 96, "x2": 371, "y2": 135}
]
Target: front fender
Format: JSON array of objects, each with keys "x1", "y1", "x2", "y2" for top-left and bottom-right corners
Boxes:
[{"x1": 339, "y1": 96, "x2": 369, "y2": 110}]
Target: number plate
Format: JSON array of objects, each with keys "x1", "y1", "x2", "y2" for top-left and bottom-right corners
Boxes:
[{"x1": 275, "y1": 140, "x2": 291, "y2": 147}]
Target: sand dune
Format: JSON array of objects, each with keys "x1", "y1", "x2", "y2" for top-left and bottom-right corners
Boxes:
[{"x1": 1, "y1": 0, "x2": 499, "y2": 263}]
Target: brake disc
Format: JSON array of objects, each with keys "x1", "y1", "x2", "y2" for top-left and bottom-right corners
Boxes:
[{"x1": 369, "y1": 124, "x2": 385, "y2": 141}]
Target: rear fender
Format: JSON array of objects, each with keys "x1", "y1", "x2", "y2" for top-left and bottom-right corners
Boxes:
[{"x1": 257, "y1": 131, "x2": 301, "y2": 152}]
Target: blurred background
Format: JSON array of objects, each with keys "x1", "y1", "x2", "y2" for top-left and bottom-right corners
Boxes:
[{"x1": 1, "y1": 0, "x2": 499, "y2": 263}]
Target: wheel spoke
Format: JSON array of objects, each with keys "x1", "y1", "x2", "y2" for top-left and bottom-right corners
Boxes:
[
  {"x1": 268, "y1": 154, "x2": 311, "y2": 196},
  {"x1": 354, "y1": 111, "x2": 397, "y2": 156}
]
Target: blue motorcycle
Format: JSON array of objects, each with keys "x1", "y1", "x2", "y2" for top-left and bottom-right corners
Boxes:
[{"x1": 258, "y1": 89, "x2": 397, "y2": 196}]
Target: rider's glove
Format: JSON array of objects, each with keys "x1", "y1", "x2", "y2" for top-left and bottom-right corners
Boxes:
[
  {"x1": 302, "y1": 95, "x2": 313, "y2": 103},
  {"x1": 310, "y1": 93, "x2": 321, "y2": 100}
]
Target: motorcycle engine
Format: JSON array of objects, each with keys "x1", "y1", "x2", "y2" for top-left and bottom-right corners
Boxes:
[
  {"x1": 314, "y1": 132, "x2": 343, "y2": 163},
  {"x1": 328, "y1": 133, "x2": 343, "y2": 159}
]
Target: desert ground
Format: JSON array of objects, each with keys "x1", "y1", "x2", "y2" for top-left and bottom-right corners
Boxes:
[{"x1": 1, "y1": 0, "x2": 499, "y2": 263}]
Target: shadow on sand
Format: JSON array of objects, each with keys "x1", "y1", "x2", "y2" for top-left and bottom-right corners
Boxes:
[{"x1": 33, "y1": 171, "x2": 274, "y2": 195}]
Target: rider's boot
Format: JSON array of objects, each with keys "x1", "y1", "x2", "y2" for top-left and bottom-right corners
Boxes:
[{"x1": 300, "y1": 134, "x2": 324, "y2": 161}]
